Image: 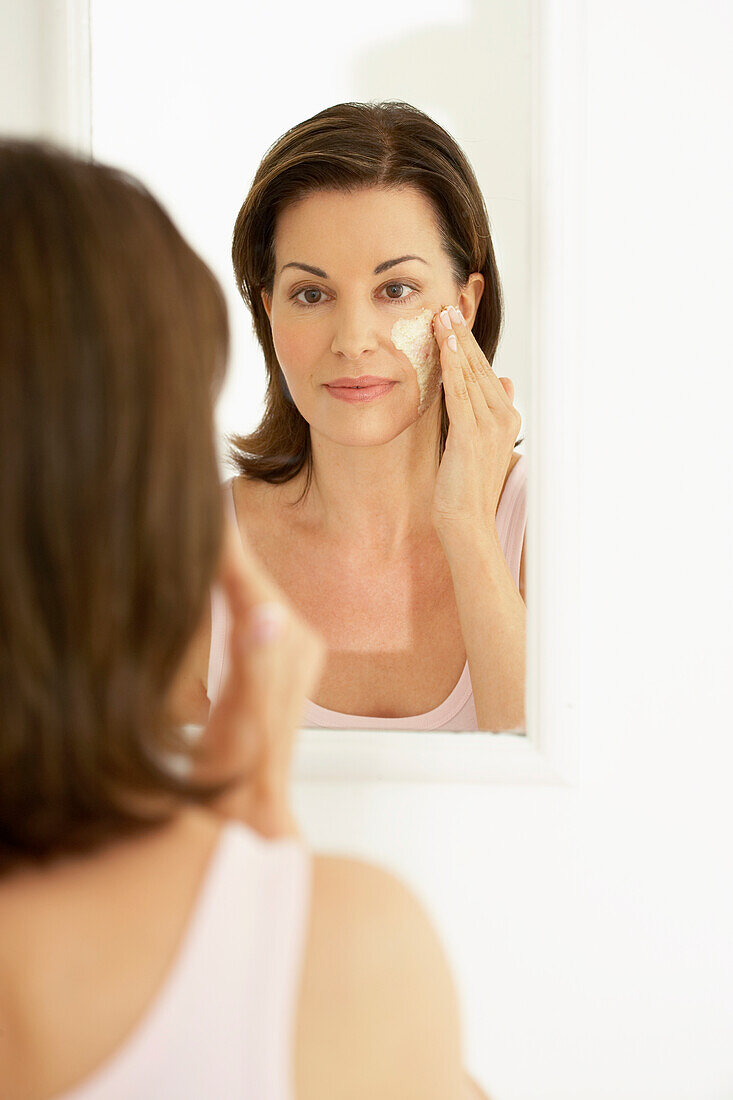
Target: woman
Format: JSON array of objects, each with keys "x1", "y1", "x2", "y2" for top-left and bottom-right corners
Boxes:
[
  {"x1": 178, "y1": 101, "x2": 527, "y2": 733},
  {"x1": 0, "y1": 142, "x2": 488, "y2": 1099}
]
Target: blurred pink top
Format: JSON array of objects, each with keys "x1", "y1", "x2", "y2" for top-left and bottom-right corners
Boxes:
[
  {"x1": 208, "y1": 453, "x2": 527, "y2": 730},
  {"x1": 57, "y1": 823, "x2": 311, "y2": 1100}
]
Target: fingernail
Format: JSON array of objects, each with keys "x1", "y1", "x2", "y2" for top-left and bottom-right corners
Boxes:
[
  {"x1": 447, "y1": 334, "x2": 458, "y2": 351},
  {"x1": 439, "y1": 308, "x2": 453, "y2": 330},
  {"x1": 449, "y1": 306, "x2": 465, "y2": 325}
]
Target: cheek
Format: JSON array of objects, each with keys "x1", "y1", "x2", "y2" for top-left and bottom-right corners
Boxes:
[{"x1": 271, "y1": 319, "x2": 319, "y2": 379}]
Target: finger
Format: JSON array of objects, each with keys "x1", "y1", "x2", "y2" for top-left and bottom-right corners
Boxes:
[
  {"x1": 201, "y1": 596, "x2": 288, "y2": 779},
  {"x1": 433, "y1": 312, "x2": 477, "y2": 428},
  {"x1": 446, "y1": 307, "x2": 516, "y2": 414},
  {"x1": 433, "y1": 308, "x2": 486, "y2": 423}
]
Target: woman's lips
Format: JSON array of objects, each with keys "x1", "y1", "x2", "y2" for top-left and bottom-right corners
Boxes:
[
  {"x1": 327, "y1": 375, "x2": 391, "y2": 387},
  {"x1": 324, "y1": 380, "x2": 397, "y2": 403}
]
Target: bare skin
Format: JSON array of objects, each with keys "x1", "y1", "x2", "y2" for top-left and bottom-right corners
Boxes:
[
  {"x1": 170, "y1": 450, "x2": 524, "y2": 726},
  {"x1": 230, "y1": 454, "x2": 525, "y2": 718}
]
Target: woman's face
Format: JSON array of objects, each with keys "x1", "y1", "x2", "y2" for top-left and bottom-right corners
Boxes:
[{"x1": 262, "y1": 186, "x2": 484, "y2": 447}]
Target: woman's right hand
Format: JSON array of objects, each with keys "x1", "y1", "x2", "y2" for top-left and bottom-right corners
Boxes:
[{"x1": 196, "y1": 514, "x2": 326, "y2": 839}]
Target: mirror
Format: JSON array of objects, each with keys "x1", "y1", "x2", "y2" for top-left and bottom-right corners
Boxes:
[{"x1": 89, "y1": 0, "x2": 531, "y2": 734}]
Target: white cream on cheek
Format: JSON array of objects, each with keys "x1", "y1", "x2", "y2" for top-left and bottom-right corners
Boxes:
[{"x1": 390, "y1": 307, "x2": 442, "y2": 414}]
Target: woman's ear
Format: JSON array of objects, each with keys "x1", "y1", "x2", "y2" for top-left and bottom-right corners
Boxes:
[
  {"x1": 457, "y1": 273, "x2": 485, "y2": 329},
  {"x1": 260, "y1": 289, "x2": 273, "y2": 322}
]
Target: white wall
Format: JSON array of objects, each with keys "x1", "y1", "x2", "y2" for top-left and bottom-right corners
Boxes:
[
  {"x1": 3, "y1": 1, "x2": 733, "y2": 1097},
  {"x1": 0, "y1": 0, "x2": 44, "y2": 136},
  {"x1": 0, "y1": 0, "x2": 90, "y2": 151}
]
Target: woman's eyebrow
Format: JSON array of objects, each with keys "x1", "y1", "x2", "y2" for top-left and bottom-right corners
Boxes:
[
  {"x1": 280, "y1": 261, "x2": 328, "y2": 277},
  {"x1": 373, "y1": 255, "x2": 428, "y2": 274},
  {"x1": 279, "y1": 255, "x2": 428, "y2": 279}
]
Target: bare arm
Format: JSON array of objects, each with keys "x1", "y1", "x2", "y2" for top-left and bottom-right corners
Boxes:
[{"x1": 441, "y1": 523, "x2": 526, "y2": 732}]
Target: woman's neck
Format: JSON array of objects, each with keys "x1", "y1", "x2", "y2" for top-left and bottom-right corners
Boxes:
[{"x1": 295, "y1": 402, "x2": 442, "y2": 552}]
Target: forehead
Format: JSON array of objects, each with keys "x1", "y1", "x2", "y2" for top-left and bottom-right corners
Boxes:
[{"x1": 273, "y1": 186, "x2": 445, "y2": 271}]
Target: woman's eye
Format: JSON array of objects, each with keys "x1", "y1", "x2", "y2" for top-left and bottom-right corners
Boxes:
[
  {"x1": 382, "y1": 282, "x2": 414, "y2": 301},
  {"x1": 295, "y1": 287, "x2": 326, "y2": 305}
]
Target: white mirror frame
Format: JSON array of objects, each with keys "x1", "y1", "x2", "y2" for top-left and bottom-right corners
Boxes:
[{"x1": 67, "y1": 0, "x2": 583, "y2": 787}]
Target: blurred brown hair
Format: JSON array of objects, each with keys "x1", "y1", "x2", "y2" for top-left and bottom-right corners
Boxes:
[
  {"x1": 231, "y1": 100, "x2": 521, "y2": 496},
  {"x1": 0, "y1": 141, "x2": 229, "y2": 871}
]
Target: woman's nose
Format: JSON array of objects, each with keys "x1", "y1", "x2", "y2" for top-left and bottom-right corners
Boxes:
[{"x1": 330, "y1": 302, "x2": 380, "y2": 361}]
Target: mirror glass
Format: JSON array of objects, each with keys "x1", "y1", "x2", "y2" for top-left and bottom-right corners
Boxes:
[{"x1": 90, "y1": 0, "x2": 531, "y2": 733}]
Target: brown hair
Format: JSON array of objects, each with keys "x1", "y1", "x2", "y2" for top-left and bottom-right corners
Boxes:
[
  {"x1": 0, "y1": 141, "x2": 229, "y2": 872},
  {"x1": 230, "y1": 100, "x2": 522, "y2": 496}
]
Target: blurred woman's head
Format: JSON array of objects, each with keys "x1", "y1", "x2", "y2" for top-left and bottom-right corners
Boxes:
[
  {"x1": 230, "y1": 101, "x2": 508, "y2": 493},
  {"x1": 0, "y1": 141, "x2": 229, "y2": 871}
]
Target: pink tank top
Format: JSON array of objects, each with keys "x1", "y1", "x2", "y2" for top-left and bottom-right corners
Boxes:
[
  {"x1": 208, "y1": 454, "x2": 527, "y2": 730},
  {"x1": 56, "y1": 823, "x2": 311, "y2": 1100}
]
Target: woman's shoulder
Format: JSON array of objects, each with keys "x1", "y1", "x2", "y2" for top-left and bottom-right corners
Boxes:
[
  {"x1": 229, "y1": 471, "x2": 304, "y2": 531},
  {"x1": 297, "y1": 852, "x2": 464, "y2": 1100}
]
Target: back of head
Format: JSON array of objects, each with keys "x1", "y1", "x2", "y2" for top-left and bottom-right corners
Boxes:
[{"x1": 0, "y1": 141, "x2": 229, "y2": 871}]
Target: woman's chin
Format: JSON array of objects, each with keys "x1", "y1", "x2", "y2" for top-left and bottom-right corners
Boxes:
[{"x1": 314, "y1": 407, "x2": 440, "y2": 448}]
